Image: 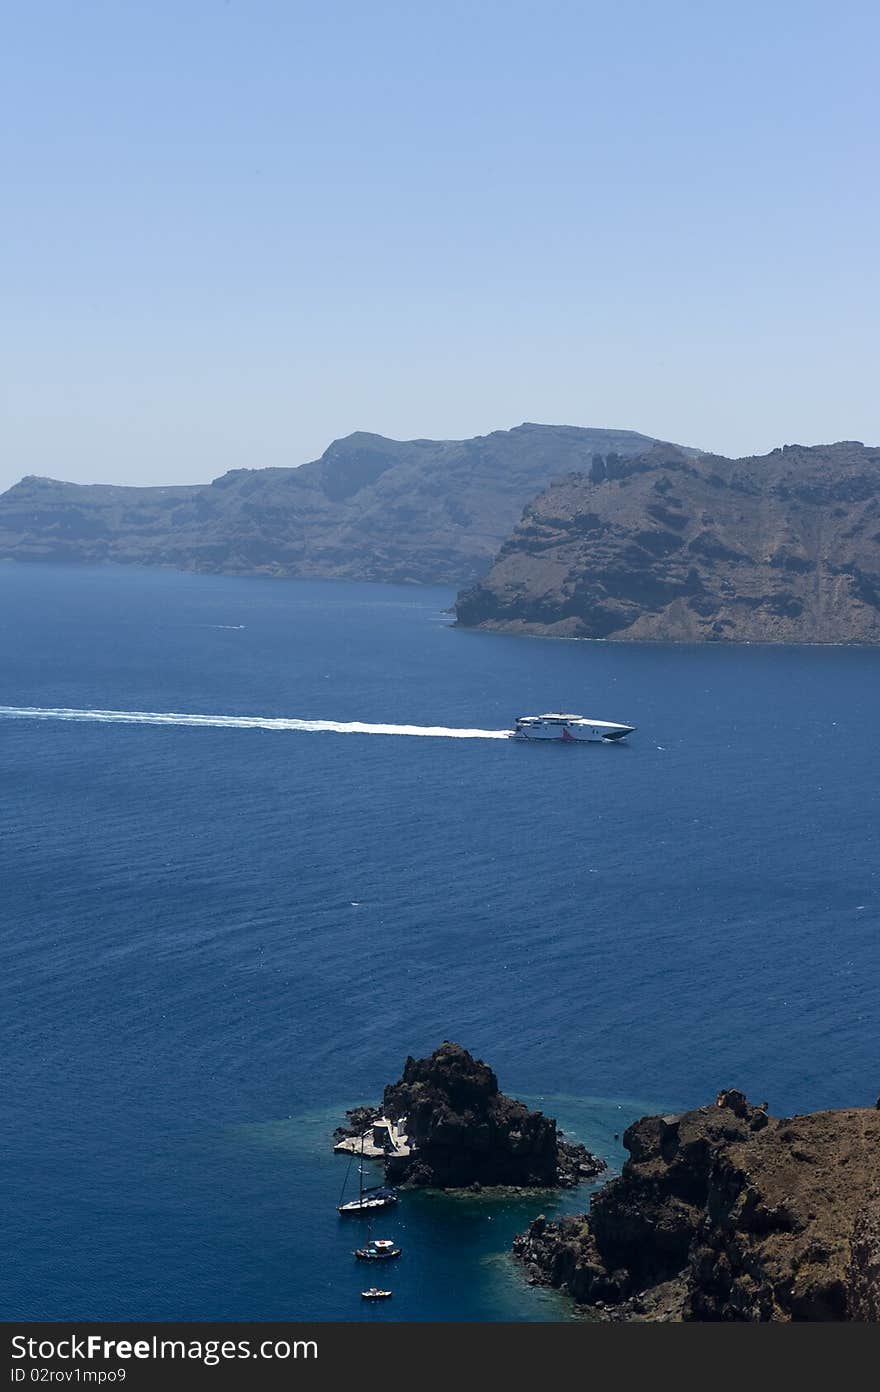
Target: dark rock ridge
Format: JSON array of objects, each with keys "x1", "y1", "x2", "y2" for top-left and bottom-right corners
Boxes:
[
  {"x1": 0, "y1": 424, "x2": 675, "y2": 587},
  {"x1": 513, "y1": 1089, "x2": 880, "y2": 1320},
  {"x1": 332, "y1": 1105, "x2": 381, "y2": 1143},
  {"x1": 351, "y1": 1042, "x2": 605, "y2": 1189},
  {"x1": 455, "y1": 441, "x2": 880, "y2": 642}
]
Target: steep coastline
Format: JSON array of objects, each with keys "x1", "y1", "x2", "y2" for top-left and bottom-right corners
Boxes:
[
  {"x1": 0, "y1": 424, "x2": 670, "y2": 587},
  {"x1": 455, "y1": 441, "x2": 880, "y2": 643},
  {"x1": 513, "y1": 1089, "x2": 880, "y2": 1321},
  {"x1": 9, "y1": 428, "x2": 879, "y2": 645},
  {"x1": 337, "y1": 1042, "x2": 605, "y2": 1190}
]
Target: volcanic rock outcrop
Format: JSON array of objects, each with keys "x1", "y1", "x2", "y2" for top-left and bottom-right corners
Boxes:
[
  {"x1": 356, "y1": 1042, "x2": 605, "y2": 1189},
  {"x1": 0, "y1": 424, "x2": 671, "y2": 587},
  {"x1": 513, "y1": 1089, "x2": 880, "y2": 1320},
  {"x1": 455, "y1": 440, "x2": 880, "y2": 642}
]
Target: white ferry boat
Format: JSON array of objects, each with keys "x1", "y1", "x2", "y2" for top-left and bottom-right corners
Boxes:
[{"x1": 512, "y1": 713, "x2": 635, "y2": 743}]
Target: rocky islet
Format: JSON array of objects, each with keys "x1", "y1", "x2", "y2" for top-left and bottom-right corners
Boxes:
[{"x1": 512, "y1": 1087, "x2": 880, "y2": 1321}]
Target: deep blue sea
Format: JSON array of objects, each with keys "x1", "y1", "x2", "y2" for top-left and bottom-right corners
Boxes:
[{"x1": 1, "y1": 563, "x2": 878, "y2": 1321}]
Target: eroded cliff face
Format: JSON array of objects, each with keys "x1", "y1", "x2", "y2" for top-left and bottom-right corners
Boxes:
[
  {"x1": 379, "y1": 1042, "x2": 605, "y2": 1189},
  {"x1": 455, "y1": 441, "x2": 880, "y2": 642},
  {"x1": 513, "y1": 1090, "x2": 880, "y2": 1320},
  {"x1": 0, "y1": 424, "x2": 670, "y2": 587}
]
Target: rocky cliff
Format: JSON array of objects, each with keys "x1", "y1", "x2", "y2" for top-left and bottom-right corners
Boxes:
[
  {"x1": 513, "y1": 1089, "x2": 880, "y2": 1320},
  {"x1": 455, "y1": 441, "x2": 880, "y2": 642},
  {"x1": 368, "y1": 1042, "x2": 604, "y2": 1189},
  {"x1": 0, "y1": 424, "x2": 671, "y2": 587}
]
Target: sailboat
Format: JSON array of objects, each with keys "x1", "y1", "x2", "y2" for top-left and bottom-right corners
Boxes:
[{"x1": 337, "y1": 1130, "x2": 398, "y2": 1215}]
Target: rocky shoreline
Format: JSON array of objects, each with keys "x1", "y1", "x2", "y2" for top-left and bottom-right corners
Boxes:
[
  {"x1": 0, "y1": 424, "x2": 670, "y2": 587},
  {"x1": 335, "y1": 1042, "x2": 605, "y2": 1192},
  {"x1": 454, "y1": 440, "x2": 880, "y2": 644},
  {"x1": 512, "y1": 1088, "x2": 880, "y2": 1321},
  {"x1": 335, "y1": 1051, "x2": 880, "y2": 1318}
]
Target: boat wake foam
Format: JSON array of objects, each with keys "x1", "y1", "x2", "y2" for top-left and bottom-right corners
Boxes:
[{"x1": 0, "y1": 705, "x2": 511, "y2": 740}]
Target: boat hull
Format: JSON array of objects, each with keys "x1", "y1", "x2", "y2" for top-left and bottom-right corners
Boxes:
[
  {"x1": 338, "y1": 1198, "x2": 398, "y2": 1213},
  {"x1": 338, "y1": 1187, "x2": 399, "y2": 1215},
  {"x1": 512, "y1": 723, "x2": 634, "y2": 743}
]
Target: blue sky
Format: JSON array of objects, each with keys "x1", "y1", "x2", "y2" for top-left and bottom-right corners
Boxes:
[{"x1": 2, "y1": 0, "x2": 877, "y2": 491}]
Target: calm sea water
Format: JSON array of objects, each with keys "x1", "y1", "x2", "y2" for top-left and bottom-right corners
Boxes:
[{"x1": 1, "y1": 563, "x2": 878, "y2": 1321}]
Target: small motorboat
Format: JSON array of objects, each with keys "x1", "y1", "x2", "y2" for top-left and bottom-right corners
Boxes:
[
  {"x1": 361, "y1": 1287, "x2": 393, "y2": 1300},
  {"x1": 354, "y1": 1238, "x2": 402, "y2": 1261}
]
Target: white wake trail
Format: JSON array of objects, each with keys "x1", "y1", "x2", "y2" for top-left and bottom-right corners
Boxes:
[{"x1": 0, "y1": 705, "x2": 511, "y2": 740}]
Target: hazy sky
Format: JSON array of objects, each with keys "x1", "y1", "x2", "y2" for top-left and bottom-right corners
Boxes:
[{"x1": 2, "y1": 0, "x2": 877, "y2": 494}]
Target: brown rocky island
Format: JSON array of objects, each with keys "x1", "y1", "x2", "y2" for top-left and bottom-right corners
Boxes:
[
  {"x1": 337, "y1": 1051, "x2": 880, "y2": 1318},
  {"x1": 514, "y1": 1088, "x2": 880, "y2": 1321},
  {"x1": 455, "y1": 440, "x2": 880, "y2": 643},
  {"x1": 337, "y1": 1042, "x2": 605, "y2": 1190}
]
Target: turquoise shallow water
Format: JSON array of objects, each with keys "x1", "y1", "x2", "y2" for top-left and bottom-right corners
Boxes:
[{"x1": 0, "y1": 563, "x2": 878, "y2": 1319}]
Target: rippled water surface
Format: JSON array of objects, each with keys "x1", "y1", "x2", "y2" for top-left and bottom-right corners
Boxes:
[{"x1": 1, "y1": 563, "x2": 878, "y2": 1319}]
